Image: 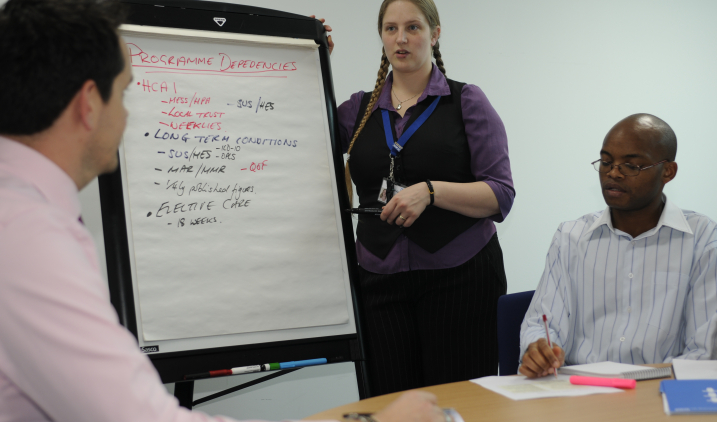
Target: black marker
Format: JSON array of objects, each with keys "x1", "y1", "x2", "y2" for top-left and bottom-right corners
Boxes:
[{"x1": 345, "y1": 208, "x2": 383, "y2": 215}]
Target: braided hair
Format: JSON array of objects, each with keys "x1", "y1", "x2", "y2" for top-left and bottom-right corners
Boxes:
[
  {"x1": 433, "y1": 41, "x2": 446, "y2": 76},
  {"x1": 344, "y1": 0, "x2": 445, "y2": 205}
]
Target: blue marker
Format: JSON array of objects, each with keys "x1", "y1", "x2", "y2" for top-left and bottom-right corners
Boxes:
[{"x1": 278, "y1": 358, "x2": 327, "y2": 369}]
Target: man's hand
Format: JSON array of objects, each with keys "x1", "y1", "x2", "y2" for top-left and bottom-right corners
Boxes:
[
  {"x1": 371, "y1": 391, "x2": 445, "y2": 422},
  {"x1": 519, "y1": 338, "x2": 565, "y2": 378}
]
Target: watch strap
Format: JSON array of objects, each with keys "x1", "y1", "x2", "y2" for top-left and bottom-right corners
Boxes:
[{"x1": 426, "y1": 179, "x2": 435, "y2": 206}]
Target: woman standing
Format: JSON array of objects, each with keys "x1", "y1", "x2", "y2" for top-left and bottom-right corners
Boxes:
[{"x1": 335, "y1": 0, "x2": 515, "y2": 395}]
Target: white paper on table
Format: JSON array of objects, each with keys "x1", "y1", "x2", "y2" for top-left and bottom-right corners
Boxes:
[
  {"x1": 672, "y1": 359, "x2": 717, "y2": 380},
  {"x1": 471, "y1": 375, "x2": 624, "y2": 401},
  {"x1": 558, "y1": 362, "x2": 653, "y2": 376}
]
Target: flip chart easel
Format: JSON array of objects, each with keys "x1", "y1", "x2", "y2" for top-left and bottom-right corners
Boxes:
[{"x1": 98, "y1": 0, "x2": 369, "y2": 405}]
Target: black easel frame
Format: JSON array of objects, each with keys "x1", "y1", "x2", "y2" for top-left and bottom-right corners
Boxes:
[{"x1": 98, "y1": 0, "x2": 370, "y2": 406}]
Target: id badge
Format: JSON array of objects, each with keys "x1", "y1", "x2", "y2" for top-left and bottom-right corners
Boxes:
[
  {"x1": 377, "y1": 178, "x2": 407, "y2": 204},
  {"x1": 377, "y1": 178, "x2": 390, "y2": 204}
]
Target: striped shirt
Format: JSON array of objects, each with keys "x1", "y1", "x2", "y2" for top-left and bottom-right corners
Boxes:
[{"x1": 520, "y1": 197, "x2": 717, "y2": 366}]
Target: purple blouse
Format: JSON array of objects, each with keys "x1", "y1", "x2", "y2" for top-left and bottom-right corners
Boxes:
[{"x1": 338, "y1": 64, "x2": 515, "y2": 274}]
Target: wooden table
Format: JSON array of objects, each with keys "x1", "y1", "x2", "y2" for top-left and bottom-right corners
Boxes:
[{"x1": 306, "y1": 367, "x2": 713, "y2": 421}]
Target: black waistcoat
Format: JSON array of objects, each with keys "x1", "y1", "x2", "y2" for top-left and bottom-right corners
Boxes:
[{"x1": 350, "y1": 78, "x2": 479, "y2": 259}]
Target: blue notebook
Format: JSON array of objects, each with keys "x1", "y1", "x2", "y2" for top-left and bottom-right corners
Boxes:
[{"x1": 660, "y1": 380, "x2": 717, "y2": 415}]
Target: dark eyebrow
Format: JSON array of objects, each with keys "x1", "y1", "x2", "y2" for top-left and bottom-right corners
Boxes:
[{"x1": 599, "y1": 150, "x2": 645, "y2": 160}]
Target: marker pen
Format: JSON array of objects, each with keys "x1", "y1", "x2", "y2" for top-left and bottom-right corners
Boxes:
[
  {"x1": 184, "y1": 358, "x2": 328, "y2": 380},
  {"x1": 277, "y1": 358, "x2": 327, "y2": 369},
  {"x1": 344, "y1": 208, "x2": 383, "y2": 215}
]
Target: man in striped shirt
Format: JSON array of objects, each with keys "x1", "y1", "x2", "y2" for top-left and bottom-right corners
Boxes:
[{"x1": 519, "y1": 114, "x2": 717, "y2": 378}]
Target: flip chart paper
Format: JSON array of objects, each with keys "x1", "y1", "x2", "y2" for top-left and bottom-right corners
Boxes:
[{"x1": 119, "y1": 26, "x2": 349, "y2": 341}]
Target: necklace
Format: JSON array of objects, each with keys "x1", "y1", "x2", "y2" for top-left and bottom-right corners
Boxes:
[{"x1": 392, "y1": 89, "x2": 421, "y2": 110}]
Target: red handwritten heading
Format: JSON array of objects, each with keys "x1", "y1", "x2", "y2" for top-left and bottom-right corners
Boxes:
[
  {"x1": 218, "y1": 53, "x2": 296, "y2": 72},
  {"x1": 126, "y1": 43, "x2": 298, "y2": 74}
]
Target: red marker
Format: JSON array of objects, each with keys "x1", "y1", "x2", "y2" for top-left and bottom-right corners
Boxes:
[
  {"x1": 542, "y1": 314, "x2": 558, "y2": 379},
  {"x1": 570, "y1": 376, "x2": 636, "y2": 389}
]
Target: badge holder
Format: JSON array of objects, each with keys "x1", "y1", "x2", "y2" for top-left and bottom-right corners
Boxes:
[{"x1": 377, "y1": 156, "x2": 406, "y2": 204}]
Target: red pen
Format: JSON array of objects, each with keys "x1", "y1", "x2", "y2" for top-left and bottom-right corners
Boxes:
[{"x1": 542, "y1": 314, "x2": 558, "y2": 379}]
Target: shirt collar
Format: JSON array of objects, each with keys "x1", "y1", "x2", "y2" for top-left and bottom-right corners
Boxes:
[
  {"x1": 586, "y1": 194, "x2": 693, "y2": 237},
  {"x1": 373, "y1": 63, "x2": 450, "y2": 112},
  {"x1": 0, "y1": 135, "x2": 81, "y2": 220}
]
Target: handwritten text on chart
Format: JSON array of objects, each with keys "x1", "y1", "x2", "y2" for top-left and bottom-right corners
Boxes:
[
  {"x1": 134, "y1": 78, "x2": 296, "y2": 230},
  {"x1": 151, "y1": 130, "x2": 299, "y2": 148},
  {"x1": 162, "y1": 108, "x2": 225, "y2": 119},
  {"x1": 234, "y1": 97, "x2": 275, "y2": 113},
  {"x1": 148, "y1": 195, "x2": 251, "y2": 215},
  {"x1": 146, "y1": 182, "x2": 255, "y2": 228},
  {"x1": 127, "y1": 43, "x2": 298, "y2": 74},
  {"x1": 165, "y1": 180, "x2": 255, "y2": 198}
]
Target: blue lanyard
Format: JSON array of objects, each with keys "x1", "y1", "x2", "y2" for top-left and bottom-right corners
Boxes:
[{"x1": 382, "y1": 96, "x2": 441, "y2": 157}]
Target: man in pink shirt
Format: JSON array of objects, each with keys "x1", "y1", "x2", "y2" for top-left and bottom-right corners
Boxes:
[{"x1": 0, "y1": 1, "x2": 444, "y2": 421}]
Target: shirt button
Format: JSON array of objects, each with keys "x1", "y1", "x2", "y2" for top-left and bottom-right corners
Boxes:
[
  {"x1": 627, "y1": 307, "x2": 632, "y2": 313},
  {"x1": 620, "y1": 337, "x2": 626, "y2": 341},
  {"x1": 628, "y1": 273, "x2": 634, "y2": 278}
]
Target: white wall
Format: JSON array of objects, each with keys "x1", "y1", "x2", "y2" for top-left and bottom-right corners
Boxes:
[
  {"x1": 209, "y1": 0, "x2": 717, "y2": 294},
  {"x1": 74, "y1": 0, "x2": 717, "y2": 419}
]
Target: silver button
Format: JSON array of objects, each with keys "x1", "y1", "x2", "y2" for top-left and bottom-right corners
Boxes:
[
  {"x1": 627, "y1": 307, "x2": 632, "y2": 313},
  {"x1": 628, "y1": 273, "x2": 634, "y2": 278},
  {"x1": 620, "y1": 337, "x2": 626, "y2": 341}
]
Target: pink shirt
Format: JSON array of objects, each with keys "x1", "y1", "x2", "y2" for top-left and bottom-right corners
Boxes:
[{"x1": 0, "y1": 136, "x2": 254, "y2": 422}]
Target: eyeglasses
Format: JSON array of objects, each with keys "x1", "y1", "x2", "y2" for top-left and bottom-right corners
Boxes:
[{"x1": 591, "y1": 159, "x2": 669, "y2": 177}]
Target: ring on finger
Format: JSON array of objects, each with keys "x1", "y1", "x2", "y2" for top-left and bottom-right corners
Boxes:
[{"x1": 398, "y1": 215, "x2": 406, "y2": 221}]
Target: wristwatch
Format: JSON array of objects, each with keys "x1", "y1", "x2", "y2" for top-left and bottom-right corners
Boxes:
[{"x1": 343, "y1": 413, "x2": 379, "y2": 422}]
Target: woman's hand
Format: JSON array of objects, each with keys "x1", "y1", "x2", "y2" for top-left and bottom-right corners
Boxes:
[
  {"x1": 380, "y1": 180, "x2": 500, "y2": 227},
  {"x1": 381, "y1": 182, "x2": 431, "y2": 228},
  {"x1": 309, "y1": 15, "x2": 333, "y2": 54}
]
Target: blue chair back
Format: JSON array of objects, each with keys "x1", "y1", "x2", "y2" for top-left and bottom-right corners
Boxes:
[{"x1": 497, "y1": 290, "x2": 535, "y2": 375}]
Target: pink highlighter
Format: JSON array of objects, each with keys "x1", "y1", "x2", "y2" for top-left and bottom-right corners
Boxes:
[{"x1": 569, "y1": 376, "x2": 636, "y2": 389}]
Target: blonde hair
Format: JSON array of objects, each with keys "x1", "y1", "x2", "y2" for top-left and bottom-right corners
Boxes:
[{"x1": 344, "y1": 0, "x2": 446, "y2": 205}]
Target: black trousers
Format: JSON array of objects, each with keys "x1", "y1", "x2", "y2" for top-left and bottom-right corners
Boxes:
[{"x1": 358, "y1": 234, "x2": 507, "y2": 396}]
